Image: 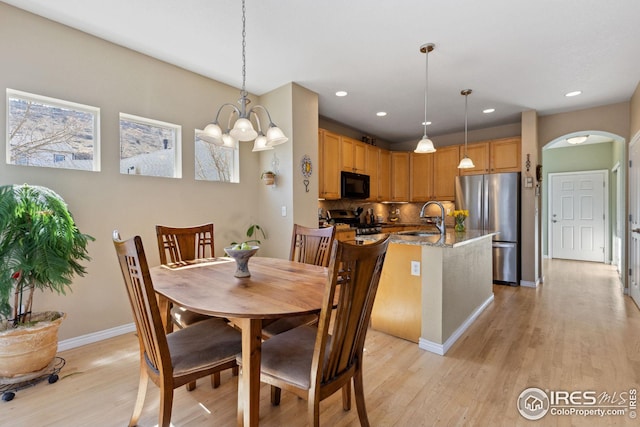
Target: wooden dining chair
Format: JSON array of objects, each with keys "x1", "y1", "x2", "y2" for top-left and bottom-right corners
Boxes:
[
  {"x1": 155, "y1": 223, "x2": 216, "y2": 329},
  {"x1": 113, "y1": 231, "x2": 242, "y2": 427},
  {"x1": 261, "y1": 224, "x2": 336, "y2": 338},
  {"x1": 155, "y1": 223, "x2": 239, "y2": 390},
  {"x1": 241, "y1": 235, "x2": 390, "y2": 427}
]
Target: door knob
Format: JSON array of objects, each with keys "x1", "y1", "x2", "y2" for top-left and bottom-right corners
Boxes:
[{"x1": 633, "y1": 228, "x2": 640, "y2": 233}]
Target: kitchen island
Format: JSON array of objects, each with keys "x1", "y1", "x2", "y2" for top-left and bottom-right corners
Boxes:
[{"x1": 367, "y1": 229, "x2": 496, "y2": 355}]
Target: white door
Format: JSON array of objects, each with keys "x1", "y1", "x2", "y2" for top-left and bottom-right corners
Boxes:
[
  {"x1": 550, "y1": 171, "x2": 606, "y2": 262},
  {"x1": 630, "y1": 138, "x2": 640, "y2": 308}
]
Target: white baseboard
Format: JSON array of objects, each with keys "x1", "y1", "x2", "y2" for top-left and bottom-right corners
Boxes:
[
  {"x1": 418, "y1": 294, "x2": 494, "y2": 356},
  {"x1": 520, "y1": 280, "x2": 538, "y2": 288},
  {"x1": 58, "y1": 323, "x2": 135, "y2": 352}
]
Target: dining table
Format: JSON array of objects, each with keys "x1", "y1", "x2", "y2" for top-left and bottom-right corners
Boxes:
[{"x1": 150, "y1": 256, "x2": 328, "y2": 427}]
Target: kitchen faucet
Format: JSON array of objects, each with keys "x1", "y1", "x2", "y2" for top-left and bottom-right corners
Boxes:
[{"x1": 419, "y1": 201, "x2": 446, "y2": 235}]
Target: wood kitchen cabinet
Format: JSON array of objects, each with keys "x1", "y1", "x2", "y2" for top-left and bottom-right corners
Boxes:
[
  {"x1": 390, "y1": 152, "x2": 410, "y2": 202},
  {"x1": 490, "y1": 137, "x2": 521, "y2": 173},
  {"x1": 409, "y1": 145, "x2": 459, "y2": 201},
  {"x1": 335, "y1": 229, "x2": 356, "y2": 242},
  {"x1": 432, "y1": 145, "x2": 460, "y2": 200},
  {"x1": 459, "y1": 137, "x2": 521, "y2": 175},
  {"x1": 409, "y1": 152, "x2": 433, "y2": 202},
  {"x1": 365, "y1": 144, "x2": 379, "y2": 201},
  {"x1": 341, "y1": 136, "x2": 367, "y2": 173},
  {"x1": 378, "y1": 149, "x2": 391, "y2": 201},
  {"x1": 318, "y1": 129, "x2": 341, "y2": 199}
]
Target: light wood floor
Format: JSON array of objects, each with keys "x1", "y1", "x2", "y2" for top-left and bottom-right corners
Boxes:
[{"x1": 3, "y1": 260, "x2": 639, "y2": 426}]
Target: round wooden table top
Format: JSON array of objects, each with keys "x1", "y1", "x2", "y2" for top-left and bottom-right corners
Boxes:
[{"x1": 150, "y1": 256, "x2": 328, "y2": 319}]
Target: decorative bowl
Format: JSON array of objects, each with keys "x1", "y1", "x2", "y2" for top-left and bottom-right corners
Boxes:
[{"x1": 224, "y1": 245, "x2": 260, "y2": 277}]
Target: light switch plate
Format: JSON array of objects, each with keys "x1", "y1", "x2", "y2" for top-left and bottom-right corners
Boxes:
[
  {"x1": 411, "y1": 260, "x2": 420, "y2": 276},
  {"x1": 281, "y1": 206, "x2": 287, "y2": 216}
]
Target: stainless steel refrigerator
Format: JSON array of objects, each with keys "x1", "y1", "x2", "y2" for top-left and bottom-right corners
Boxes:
[{"x1": 455, "y1": 172, "x2": 520, "y2": 285}]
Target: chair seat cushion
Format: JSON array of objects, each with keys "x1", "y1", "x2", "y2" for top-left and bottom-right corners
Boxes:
[
  {"x1": 261, "y1": 314, "x2": 319, "y2": 338},
  {"x1": 167, "y1": 318, "x2": 242, "y2": 377},
  {"x1": 259, "y1": 325, "x2": 320, "y2": 390},
  {"x1": 171, "y1": 306, "x2": 212, "y2": 328}
]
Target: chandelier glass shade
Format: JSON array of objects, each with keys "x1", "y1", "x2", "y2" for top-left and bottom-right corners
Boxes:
[
  {"x1": 457, "y1": 89, "x2": 476, "y2": 169},
  {"x1": 201, "y1": 0, "x2": 288, "y2": 150},
  {"x1": 415, "y1": 43, "x2": 436, "y2": 154}
]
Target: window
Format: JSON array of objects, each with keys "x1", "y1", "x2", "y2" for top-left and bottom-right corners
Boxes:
[
  {"x1": 195, "y1": 131, "x2": 239, "y2": 183},
  {"x1": 6, "y1": 89, "x2": 100, "y2": 171},
  {"x1": 119, "y1": 113, "x2": 181, "y2": 178}
]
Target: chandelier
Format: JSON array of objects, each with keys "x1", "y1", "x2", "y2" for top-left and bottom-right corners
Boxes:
[
  {"x1": 200, "y1": 0, "x2": 288, "y2": 152},
  {"x1": 414, "y1": 43, "x2": 436, "y2": 154},
  {"x1": 457, "y1": 89, "x2": 475, "y2": 169}
]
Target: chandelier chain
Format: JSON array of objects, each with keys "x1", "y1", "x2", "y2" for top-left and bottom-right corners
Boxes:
[{"x1": 241, "y1": 0, "x2": 247, "y2": 97}]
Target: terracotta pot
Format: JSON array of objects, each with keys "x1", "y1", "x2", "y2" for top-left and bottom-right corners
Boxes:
[
  {"x1": 262, "y1": 173, "x2": 275, "y2": 185},
  {"x1": 0, "y1": 311, "x2": 66, "y2": 378}
]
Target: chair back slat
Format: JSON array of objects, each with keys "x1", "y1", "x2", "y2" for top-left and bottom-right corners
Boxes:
[
  {"x1": 289, "y1": 224, "x2": 336, "y2": 267},
  {"x1": 312, "y1": 236, "x2": 389, "y2": 387},
  {"x1": 114, "y1": 234, "x2": 172, "y2": 376},
  {"x1": 156, "y1": 223, "x2": 215, "y2": 264}
]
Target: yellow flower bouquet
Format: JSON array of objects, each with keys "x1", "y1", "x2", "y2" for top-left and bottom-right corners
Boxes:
[{"x1": 449, "y1": 209, "x2": 469, "y2": 232}]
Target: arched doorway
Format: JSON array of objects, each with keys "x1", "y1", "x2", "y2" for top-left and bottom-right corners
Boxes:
[{"x1": 541, "y1": 131, "x2": 627, "y2": 285}]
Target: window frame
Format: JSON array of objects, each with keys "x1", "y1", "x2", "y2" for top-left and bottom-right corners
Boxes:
[
  {"x1": 6, "y1": 88, "x2": 101, "y2": 171},
  {"x1": 119, "y1": 112, "x2": 182, "y2": 179}
]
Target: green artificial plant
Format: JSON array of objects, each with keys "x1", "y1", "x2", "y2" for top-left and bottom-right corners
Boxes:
[
  {"x1": 230, "y1": 223, "x2": 266, "y2": 249},
  {"x1": 0, "y1": 184, "x2": 94, "y2": 326}
]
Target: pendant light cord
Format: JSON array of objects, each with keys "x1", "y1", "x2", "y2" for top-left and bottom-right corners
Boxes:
[
  {"x1": 423, "y1": 48, "x2": 429, "y2": 137},
  {"x1": 464, "y1": 92, "x2": 468, "y2": 155}
]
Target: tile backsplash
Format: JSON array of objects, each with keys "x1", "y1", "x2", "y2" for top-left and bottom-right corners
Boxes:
[{"x1": 318, "y1": 200, "x2": 456, "y2": 225}]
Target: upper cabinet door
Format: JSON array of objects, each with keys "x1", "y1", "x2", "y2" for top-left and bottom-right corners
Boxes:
[
  {"x1": 390, "y1": 152, "x2": 410, "y2": 202},
  {"x1": 341, "y1": 136, "x2": 366, "y2": 173},
  {"x1": 378, "y1": 149, "x2": 391, "y2": 201},
  {"x1": 432, "y1": 145, "x2": 459, "y2": 200},
  {"x1": 410, "y1": 152, "x2": 433, "y2": 202},
  {"x1": 365, "y1": 145, "x2": 379, "y2": 201},
  {"x1": 319, "y1": 129, "x2": 341, "y2": 200},
  {"x1": 490, "y1": 137, "x2": 521, "y2": 173},
  {"x1": 460, "y1": 142, "x2": 490, "y2": 175}
]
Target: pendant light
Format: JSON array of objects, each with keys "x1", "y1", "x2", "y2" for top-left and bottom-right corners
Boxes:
[
  {"x1": 201, "y1": 0, "x2": 288, "y2": 150},
  {"x1": 457, "y1": 89, "x2": 475, "y2": 169},
  {"x1": 414, "y1": 43, "x2": 436, "y2": 153}
]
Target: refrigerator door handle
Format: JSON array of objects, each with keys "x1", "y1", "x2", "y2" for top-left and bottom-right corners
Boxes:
[{"x1": 493, "y1": 242, "x2": 516, "y2": 248}]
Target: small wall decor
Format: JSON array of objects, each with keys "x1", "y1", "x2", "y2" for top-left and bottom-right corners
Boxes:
[{"x1": 300, "y1": 154, "x2": 312, "y2": 192}]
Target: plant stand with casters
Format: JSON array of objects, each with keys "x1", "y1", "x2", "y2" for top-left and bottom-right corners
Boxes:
[{"x1": 0, "y1": 356, "x2": 65, "y2": 401}]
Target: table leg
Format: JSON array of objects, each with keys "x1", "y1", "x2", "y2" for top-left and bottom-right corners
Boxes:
[{"x1": 237, "y1": 318, "x2": 262, "y2": 427}]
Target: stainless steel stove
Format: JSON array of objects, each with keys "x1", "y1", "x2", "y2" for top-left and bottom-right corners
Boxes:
[{"x1": 327, "y1": 209, "x2": 382, "y2": 235}]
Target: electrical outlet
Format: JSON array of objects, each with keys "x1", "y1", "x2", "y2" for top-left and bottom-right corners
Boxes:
[{"x1": 411, "y1": 260, "x2": 420, "y2": 276}]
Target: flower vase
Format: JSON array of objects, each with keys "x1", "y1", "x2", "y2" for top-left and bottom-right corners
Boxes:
[
  {"x1": 454, "y1": 217, "x2": 466, "y2": 232},
  {"x1": 224, "y1": 246, "x2": 259, "y2": 278}
]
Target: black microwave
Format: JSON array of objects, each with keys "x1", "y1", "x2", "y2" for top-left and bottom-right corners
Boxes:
[{"x1": 341, "y1": 171, "x2": 370, "y2": 199}]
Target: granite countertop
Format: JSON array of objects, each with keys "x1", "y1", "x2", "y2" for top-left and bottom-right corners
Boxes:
[{"x1": 360, "y1": 229, "x2": 498, "y2": 248}]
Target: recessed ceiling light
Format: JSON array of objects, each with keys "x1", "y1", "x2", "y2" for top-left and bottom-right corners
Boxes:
[
  {"x1": 565, "y1": 91, "x2": 582, "y2": 97},
  {"x1": 376, "y1": 112, "x2": 387, "y2": 117},
  {"x1": 483, "y1": 108, "x2": 495, "y2": 114},
  {"x1": 335, "y1": 91, "x2": 348, "y2": 97},
  {"x1": 421, "y1": 121, "x2": 432, "y2": 126}
]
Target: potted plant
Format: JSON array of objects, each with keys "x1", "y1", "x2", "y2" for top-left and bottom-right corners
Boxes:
[
  {"x1": 261, "y1": 171, "x2": 276, "y2": 185},
  {"x1": 225, "y1": 224, "x2": 266, "y2": 278},
  {"x1": 0, "y1": 184, "x2": 94, "y2": 378}
]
